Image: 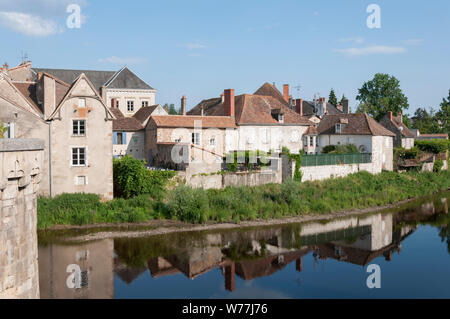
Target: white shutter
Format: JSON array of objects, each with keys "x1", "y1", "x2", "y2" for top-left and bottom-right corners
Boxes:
[{"x1": 9, "y1": 123, "x2": 15, "y2": 138}]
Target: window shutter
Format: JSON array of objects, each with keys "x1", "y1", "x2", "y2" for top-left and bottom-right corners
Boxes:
[
  {"x1": 123, "y1": 133, "x2": 127, "y2": 145},
  {"x1": 113, "y1": 132, "x2": 117, "y2": 144}
]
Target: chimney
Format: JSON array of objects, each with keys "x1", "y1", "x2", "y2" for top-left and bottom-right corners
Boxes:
[
  {"x1": 321, "y1": 97, "x2": 327, "y2": 115},
  {"x1": 221, "y1": 93, "x2": 224, "y2": 103},
  {"x1": 283, "y1": 84, "x2": 289, "y2": 103},
  {"x1": 224, "y1": 89, "x2": 235, "y2": 117},
  {"x1": 165, "y1": 105, "x2": 168, "y2": 113},
  {"x1": 388, "y1": 111, "x2": 393, "y2": 121},
  {"x1": 42, "y1": 74, "x2": 56, "y2": 120},
  {"x1": 100, "y1": 86, "x2": 107, "y2": 104},
  {"x1": 2, "y1": 63, "x2": 8, "y2": 71},
  {"x1": 342, "y1": 99, "x2": 350, "y2": 114},
  {"x1": 295, "y1": 99, "x2": 303, "y2": 116},
  {"x1": 398, "y1": 112, "x2": 403, "y2": 123},
  {"x1": 181, "y1": 96, "x2": 187, "y2": 115}
]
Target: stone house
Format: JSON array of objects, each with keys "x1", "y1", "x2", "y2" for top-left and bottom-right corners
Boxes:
[
  {"x1": 145, "y1": 114, "x2": 237, "y2": 173},
  {"x1": 188, "y1": 84, "x2": 313, "y2": 154},
  {"x1": 8, "y1": 62, "x2": 156, "y2": 118},
  {"x1": 109, "y1": 105, "x2": 168, "y2": 161},
  {"x1": 316, "y1": 113, "x2": 396, "y2": 171},
  {"x1": 379, "y1": 112, "x2": 415, "y2": 149},
  {"x1": 1, "y1": 66, "x2": 115, "y2": 199}
]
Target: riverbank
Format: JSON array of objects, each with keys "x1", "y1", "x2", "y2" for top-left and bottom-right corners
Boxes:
[{"x1": 37, "y1": 170, "x2": 450, "y2": 231}]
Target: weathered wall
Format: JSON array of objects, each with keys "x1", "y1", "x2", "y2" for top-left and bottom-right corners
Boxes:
[
  {"x1": 301, "y1": 163, "x2": 375, "y2": 182},
  {"x1": 50, "y1": 77, "x2": 114, "y2": 200},
  {"x1": 0, "y1": 139, "x2": 43, "y2": 299},
  {"x1": 106, "y1": 89, "x2": 156, "y2": 117},
  {"x1": 113, "y1": 130, "x2": 145, "y2": 161}
]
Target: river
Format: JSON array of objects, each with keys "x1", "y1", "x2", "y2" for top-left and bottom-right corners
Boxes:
[{"x1": 37, "y1": 191, "x2": 450, "y2": 299}]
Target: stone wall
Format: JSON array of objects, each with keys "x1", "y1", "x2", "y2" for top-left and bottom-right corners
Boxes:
[
  {"x1": 301, "y1": 163, "x2": 375, "y2": 182},
  {"x1": 0, "y1": 139, "x2": 43, "y2": 299}
]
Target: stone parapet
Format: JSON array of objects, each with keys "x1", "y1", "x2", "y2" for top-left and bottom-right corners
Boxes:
[{"x1": 0, "y1": 139, "x2": 43, "y2": 299}]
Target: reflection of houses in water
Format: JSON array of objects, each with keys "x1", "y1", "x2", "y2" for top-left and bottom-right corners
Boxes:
[{"x1": 38, "y1": 239, "x2": 114, "y2": 299}]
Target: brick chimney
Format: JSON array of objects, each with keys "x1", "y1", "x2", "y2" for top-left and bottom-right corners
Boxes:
[
  {"x1": 388, "y1": 111, "x2": 393, "y2": 121},
  {"x1": 398, "y1": 112, "x2": 403, "y2": 123},
  {"x1": 295, "y1": 99, "x2": 303, "y2": 116},
  {"x1": 342, "y1": 99, "x2": 350, "y2": 114},
  {"x1": 224, "y1": 89, "x2": 235, "y2": 117},
  {"x1": 283, "y1": 84, "x2": 289, "y2": 103},
  {"x1": 181, "y1": 96, "x2": 187, "y2": 115}
]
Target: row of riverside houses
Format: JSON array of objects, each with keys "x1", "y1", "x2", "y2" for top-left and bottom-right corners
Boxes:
[{"x1": 1, "y1": 61, "x2": 398, "y2": 198}]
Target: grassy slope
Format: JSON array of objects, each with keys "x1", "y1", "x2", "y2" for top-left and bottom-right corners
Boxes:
[{"x1": 37, "y1": 170, "x2": 450, "y2": 229}]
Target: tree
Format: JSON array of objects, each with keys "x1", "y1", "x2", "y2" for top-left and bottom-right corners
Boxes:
[
  {"x1": 356, "y1": 73, "x2": 409, "y2": 121},
  {"x1": 164, "y1": 103, "x2": 179, "y2": 115},
  {"x1": 339, "y1": 94, "x2": 347, "y2": 105},
  {"x1": 411, "y1": 107, "x2": 440, "y2": 134},
  {"x1": 328, "y1": 89, "x2": 338, "y2": 107},
  {"x1": 436, "y1": 90, "x2": 450, "y2": 134}
]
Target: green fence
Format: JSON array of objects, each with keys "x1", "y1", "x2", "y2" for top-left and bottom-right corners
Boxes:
[{"x1": 303, "y1": 153, "x2": 372, "y2": 167}]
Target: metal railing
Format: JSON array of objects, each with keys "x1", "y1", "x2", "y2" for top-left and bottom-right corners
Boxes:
[{"x1": 302, "y1": 153, "x2": 372, "y2": 167}]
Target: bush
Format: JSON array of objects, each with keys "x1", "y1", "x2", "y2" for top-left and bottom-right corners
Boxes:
[
  {"x1": 434, "y1": 159, "x2": 444, "y2": 172},
  {"x1": 165, "y1": 186, "x2": 210, "y2": 223},
  {"x1": 396, "y1": 146, "x2": 419, "y2": 159},
  {"x1": 113, "y1": 156, "x2": 176, "y2": 199},
  {"x1": 415, "y1": 140, "x2": 450, "y2": 154},
  {"x1": 323, "y1": 144, "x2": 359, "y2": 154}
]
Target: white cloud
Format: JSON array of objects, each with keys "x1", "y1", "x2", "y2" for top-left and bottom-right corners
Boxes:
[
  {"x1": 334, "y1": 45, "x2": 407, "y2": 56},
  {"x1": 0, "y1": 11, "x2": 62, "y2": 36},
  {"x1": 403, "y1": 39, "x2": 424, "y2": 46},
  {"x1": 0, "y1": 0, "x2": 87, "y2": 17},
  {"x1": 186, "y1": 42, "x2": 207, "y2": 50},
  {"x1": 338, "y1": 37, "x2": 365, "y2": 44},
  {"x1": 98, "y1": 56, "x2": 147, "y2": 65}
]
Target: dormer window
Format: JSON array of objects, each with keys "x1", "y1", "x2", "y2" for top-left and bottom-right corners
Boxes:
[
  {"x1": 278, "y1": 113, "x2": 284, "y2": 123},
  {"x1": 336, "y1": 124, "x2": 345, "y2": 134}
]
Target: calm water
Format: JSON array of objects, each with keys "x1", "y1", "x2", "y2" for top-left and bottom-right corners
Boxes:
[{"x1": 38, "y1": 192, "x2": 450, "y2": 299}]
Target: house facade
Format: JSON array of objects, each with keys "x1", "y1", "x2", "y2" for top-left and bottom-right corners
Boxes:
[
  {"x1": 379, "y1": 112, "x2": 415, "y2": 149},
  {"x1": 188, "y1": 84, "x2": 314, "y2": 154},
  {"x1": 316, "y1": 113, "x2": 396, "y2": 172},
  {"x1": 1, "y1": 63, "x2": 116, "y2": 199}
]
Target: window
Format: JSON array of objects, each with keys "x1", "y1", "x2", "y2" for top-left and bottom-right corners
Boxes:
[
  {"x1": 111, "y1": 99, "x2": 119, "y2": 108},
  {"x1": 316, "y1": 138, "x2": 319, "y2": 147},
  {"x1": 78, "y1": 98, "x2": 86, "y2": 108},
  {"x1": 175, "y1": 138, "x2": 181, "y2": 143},
  {"x1": 210, "y1": 138, "x2": 215, "y2": 146},
  {"x1": 114, "y1": 132, "x2": 126, "y2": 145},
  {"x1": 75, "y1": 176, "x2": 87, "y2": 185},
  {"x1": 192, "y1": 133, "x2": 200, "y2": 145},
  {"x1": 127, "y1": 101, "x2": 134, "y2": 112},
  {"x1": 72, "y1": 148, "x2": 86, "y2": 166},
  {"x1": 310, "y1": 136, "x2": 314, "y2": 147},
  {"x1": 304, "y1": 136, "x2": 309, "y2": 147},
  {"x1": 5, "y1": 122, "x2": 14, "y2": 138},
  {"x1": 142, "y1": 101, "x2": 149, "y2": 108},
  {"x1": 72, "y1": 120, "x2": 86, "y2": 136},
  {"x1": 336, "y1": 124, "x2": 344, "y2": 134}
]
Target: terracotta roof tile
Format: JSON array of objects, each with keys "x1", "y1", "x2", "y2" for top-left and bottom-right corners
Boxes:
[
  {"x1": 253, "y1": 82, "x2": 288, "y2": 105},
  {"x1": 133, "y1": 105, "x2": 160, "y2": 124},
  {"x1": 110, "y1": 108, "x2": 144, "y2": 131},
  {"x1": 150, "y1": 115, "x2": 237, "y2": 128},
  {"x1": 12, "y1": 82, "x2": 43, "y2": 114}
]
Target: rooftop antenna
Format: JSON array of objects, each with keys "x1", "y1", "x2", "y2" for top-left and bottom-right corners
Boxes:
[
  {"x1": 19, "y1": 51, "x2": 29, "y2": 64},
  {"x1": 293, "y1": 85, "x2": 302, "y2": 98}
]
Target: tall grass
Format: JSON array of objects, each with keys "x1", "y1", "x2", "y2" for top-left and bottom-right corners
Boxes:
[{"x1": 37, "y1": 170, "x2": 450, "y2": 229}]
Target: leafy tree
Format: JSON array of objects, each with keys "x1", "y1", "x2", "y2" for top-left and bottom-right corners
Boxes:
[
  {"x1": 436, "y1": 90, "x2": 450, "y2": 134},
  {"x1": 356, "y1": 73, "x2": 409, "y2": 120},
  {"x1": 328, "y1": 89, "x2": 338, "y2": 107},
  {"x1": 411, "y1": 108, "x2": 440, "y2": 134}
]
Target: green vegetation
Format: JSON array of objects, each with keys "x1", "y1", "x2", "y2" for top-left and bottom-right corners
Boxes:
[
  {"x1": 415, "y1": 139, "x2": 450, "y2": 154},
  {"x1": 37, "y1": 170, "x2": 450, "y2": 229},
  {"x1": 0, "y1": 121, "x2": 8, "y2": 138},
  {"x1": 328, "y1": 88, "x2": 338, "y2": 107},
  {"x1": 434, "y1": 159, "x2": 444, "y2": 172},
  {"x1": 411, "y1": 90, "x2": 449, "y2": 135},
  {"x1": 356, "y1": 73, "x2": 409, "y2": 121},
  {"x1": 322, "y1": 144, "x2": 359, "y2": 154},
  {"x1": 225, "y1": 150, "x2": 270, "y2": 172},
  {"x1": 282, "y1": 147, "x2": 303, "y2": 182},
  {"x1": 113, "y1": 156, "x2": 176, "y2": 199}
]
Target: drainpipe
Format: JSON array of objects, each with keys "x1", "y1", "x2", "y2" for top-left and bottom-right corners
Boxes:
[{"x1": 46, "y1": 120, "x2": 53, "y2": 197}]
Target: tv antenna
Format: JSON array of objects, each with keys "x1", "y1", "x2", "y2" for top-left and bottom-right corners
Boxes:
[
  {"x1": 293, "y1": 85, "x2": 302, "y2": 98},
  {"x1": 19, "y1": 51, "x2": 29, "y2": 64}
]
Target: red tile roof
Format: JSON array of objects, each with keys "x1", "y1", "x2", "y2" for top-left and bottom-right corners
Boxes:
[
  {"x1": 150, "y1": 115, "x2": 237, "y2": 128},
  {"x1": 318, "y1": 114, "x2": 396, "y2": 137},
  {"x1": 110, "y1": 108, "x2": 144, "y2": 131},
  {"x1": 189, "y1": 93, "x2": 312, "y2": 126},
  {"x1": 389, "y1": 114, "x2": 415, "y2": 138},
  {"x1": 12, "y1": 82, "x2": 43, "y2": 114},
  {"x1": 253, "y1": 82, "x2": 288, "y2": 105}
]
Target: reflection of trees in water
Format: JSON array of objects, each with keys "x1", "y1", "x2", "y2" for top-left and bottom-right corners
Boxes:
[{"x1": 438, "y1": 226, "x2": 450, "y2": 254}]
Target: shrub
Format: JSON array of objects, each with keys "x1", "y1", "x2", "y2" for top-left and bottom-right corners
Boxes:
[
  {"x1": 434, "y1": 159, "x2": 444, "y2": 172},
  {"x1": 165, "y1": 186, "x2": 210, "y2": 223},
  {"x1": 323, "y1": 144, "x2": 359, "y2": 154},
  {"x1": 415, "y1": 140, "x2": 450, "y2": 154},
  {"x1": 113, "y1": 156, "x2": 176, "y2": 199}
]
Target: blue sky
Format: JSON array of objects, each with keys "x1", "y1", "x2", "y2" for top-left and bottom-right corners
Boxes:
[{"x1": 0, "y1": 0, "x2": 449, "y2": 115}]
